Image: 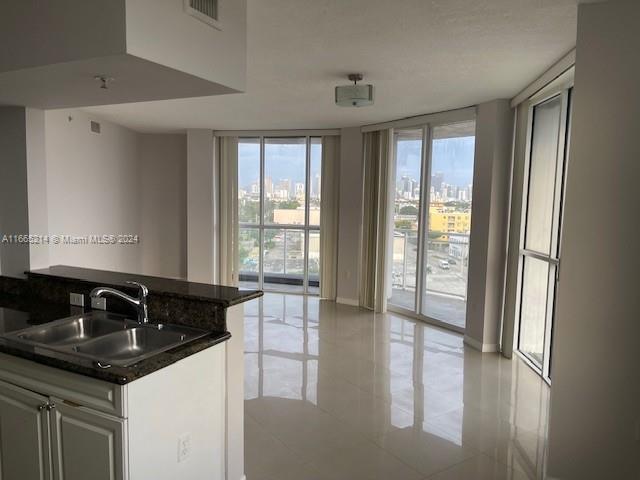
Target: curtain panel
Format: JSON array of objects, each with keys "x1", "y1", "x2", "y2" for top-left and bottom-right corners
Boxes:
[
  {"x1": 319, "y1": 136, "x2": 340, "y2": 300},
  {"x1": 218, "y1": 136, "x2": 239, "y2": 286},
  {"x1": 359, "y1": 129, "x2": 393, "y2": 312}
]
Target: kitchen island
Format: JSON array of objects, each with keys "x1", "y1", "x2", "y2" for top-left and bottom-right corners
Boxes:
[{"x1": 0, "y1": 266, "x2": 261, "y2": 480}]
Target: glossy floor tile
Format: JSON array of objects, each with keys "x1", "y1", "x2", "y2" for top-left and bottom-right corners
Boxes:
[{"x1": 244, "y1": 293, "x2": 550, "y2": 480}]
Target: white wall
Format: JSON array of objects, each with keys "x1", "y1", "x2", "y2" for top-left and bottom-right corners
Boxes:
[
  {"x1": 336, "y1": 127, "x2": 364, "y2": 305},
  {"x1": 0, "y1": 0, "x2": 126, "y2": 73},
  {"x1": 547, "y1": 1, "x2": 640, "y2": 478},
  {"x1": 44, "y1": 110, "x2": 187, "y2": 278},
  {"x1": 125, "y1": 0, "x2": 246, "y2": 91},
  {"x1": 46, "y1": 109, "x2": 142, "y2": 273}
]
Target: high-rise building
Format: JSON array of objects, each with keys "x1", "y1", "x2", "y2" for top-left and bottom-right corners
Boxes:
[{"x1": 432, "y1": 172, "x2": 444, "y2": 194}]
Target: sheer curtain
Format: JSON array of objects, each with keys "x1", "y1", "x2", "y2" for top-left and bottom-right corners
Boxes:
[
  {"x1": 319, "y1": 136, "x2": 340, "y2": 300},
  {"x1": 359, "y1": 129, "x2": 394, "y2": 312},
  {"x1": 217, "y1": 136, "x2": 238, "y2": 286}
]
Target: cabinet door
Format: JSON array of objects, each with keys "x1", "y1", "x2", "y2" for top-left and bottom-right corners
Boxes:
[
  {"x1": 0, "y1": 380, "x2": 51, "y2": 480},
  {"x1": 50, "y1": 401, "x2": 127, "y2": 480}
]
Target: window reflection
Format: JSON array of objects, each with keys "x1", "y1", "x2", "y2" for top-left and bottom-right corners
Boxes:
[{"x1": 244, "y1": 294, "x2": 548, "y2": 479}]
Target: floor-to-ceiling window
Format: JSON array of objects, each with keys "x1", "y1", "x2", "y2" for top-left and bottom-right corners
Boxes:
[
  {"x1": 422, "y1": 122, "x2": 475, "y2": 329},
  {"x1": 388, "y1": 120, "x2": 476, "y2": 332},
  {"x1": 390, "y1": 129, "x2": 423, "y2": 310},
  {"x1": 516, "y1": 90, "x2": 571, "y2": 381},
  {"x1": 238, "y1": 137, "x2": 321, "y2": 294}
]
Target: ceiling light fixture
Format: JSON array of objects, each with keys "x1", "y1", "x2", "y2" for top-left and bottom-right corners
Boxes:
[{"x1": 335, "y1": 74, "x2": 374, "y2": 107}]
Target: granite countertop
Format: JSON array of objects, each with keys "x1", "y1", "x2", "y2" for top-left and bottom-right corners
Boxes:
[
  {"x1": 28, "y1": 265, "x2": 263, "y2": 307},
  {"x1": 0, "y1": 293, "x2": 230, "y2": 385}
]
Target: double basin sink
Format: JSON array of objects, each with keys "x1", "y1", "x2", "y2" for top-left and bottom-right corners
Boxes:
[{"x1": 2, "y1": 312, "x2": 210, "y2": 367}]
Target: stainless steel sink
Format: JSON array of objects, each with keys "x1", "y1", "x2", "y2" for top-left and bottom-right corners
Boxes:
[
  {"x1": 72, "y1": 326, "x2": 200, "y2": 366},
  {"x1": 14, "y1": 313, "x2": 136, "y2": 346},
  {"x1": 2, "y1": 312, "x2": 210, "y2": 367}
]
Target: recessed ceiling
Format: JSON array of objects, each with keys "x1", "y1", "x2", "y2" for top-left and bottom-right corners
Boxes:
[{"x1": 83, "y1": 0, "x2": 578, "y2": 133}]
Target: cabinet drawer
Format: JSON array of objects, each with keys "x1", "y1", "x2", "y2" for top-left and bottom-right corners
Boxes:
[{"x1": 0, "y1": 353, "x2": 125, "y2": 417}]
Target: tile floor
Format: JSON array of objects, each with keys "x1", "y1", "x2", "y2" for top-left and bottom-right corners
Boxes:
[{"x1": 244, "y1": 293, "x2": 550, "y2": 480}]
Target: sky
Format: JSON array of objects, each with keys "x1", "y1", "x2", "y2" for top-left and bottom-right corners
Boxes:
[
  {"x1": 396, "y1": 136, "x2": 475, "y2": 187},
  {"x1": 238, "y1": 142, "x2": 321, "y2": 189},
  {"x1": 238, "y1": 136, "x2": 475, "y2": 190}
]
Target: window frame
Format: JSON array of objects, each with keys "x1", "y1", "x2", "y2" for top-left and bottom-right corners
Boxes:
[
  {"x1": 386, "y1": 116, "x2": 477, "y2": 334},
  {"x1": 238, "y1": 136, "x2": 321, "y2": 295},
  {"x1": 513, "y1": 88, "x2": 572, "y2": 383}
]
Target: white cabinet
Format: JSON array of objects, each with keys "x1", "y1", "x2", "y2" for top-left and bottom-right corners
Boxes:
[
  {"x1": 0, "y1": 379, "x2": 126, "y2": 480},
  {"x1": 0, "y1": 343, "x2": 226, "y2": 480},
  {"x1": 0, "y1": 381, "x2": 51, "y2": 480},
  {"x1": 50, "y1": 401, "x2": 127, "y2": 480}
]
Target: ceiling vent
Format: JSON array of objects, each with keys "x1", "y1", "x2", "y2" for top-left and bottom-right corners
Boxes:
[{"x1": 184, "y1": 0, "x2": 221, "y2": 29}]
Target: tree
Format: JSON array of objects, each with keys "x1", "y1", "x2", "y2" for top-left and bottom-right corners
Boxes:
[
  {"x1": 399, "y1": 205, "x2": 418, "y2": 216},
  {"x1": 277, "y1": 200, "x2": 300, "y2": 210}
]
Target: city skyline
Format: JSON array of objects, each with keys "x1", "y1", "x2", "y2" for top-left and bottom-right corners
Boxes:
[
  {"x1": 396, "y1": 135, "x2": 475, "y2": 188},
  {"x1": 238, "y1": 141, "x2": 321, "y2": 194}
]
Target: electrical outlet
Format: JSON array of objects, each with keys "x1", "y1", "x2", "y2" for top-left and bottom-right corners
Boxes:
[
  {"x1": 69, "y1": 293, "x2": 85, "y2": 307},
  {"x1": 177, "y1": 433, "x2": 192, "y2": 463},
  {"x1": 91, "y1": 297, "x2": 106, "y2": 310}
]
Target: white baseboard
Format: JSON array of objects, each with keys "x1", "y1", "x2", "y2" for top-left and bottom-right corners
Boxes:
[
  {"x1": 336, "y1": 296, "x2": 359, "y2": 307},
  {"x1": 463, "y1": 335, "x2": 498, "y2": 353}
]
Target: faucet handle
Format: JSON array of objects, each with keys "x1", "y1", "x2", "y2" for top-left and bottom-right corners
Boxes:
[{"x1": 125, "y1": 281, "x2": 148, "y2": 299}]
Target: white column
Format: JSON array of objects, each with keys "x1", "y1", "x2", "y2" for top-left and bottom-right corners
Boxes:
[
  {"x1": 186, "y1": 129, "x2": 215, "y2": 283},
  {"x1": 464, "y1": 100, "x2": 513, "y2": 352},
  {"x1": 335, "y1": 127, "x2": 364, "y2": 306},
  {"x1": 25, "y1": 108, "x2": 49, "y2": 270},
  {"x1": 0, "y1": 107, "x2": 48, "y2": 277}
]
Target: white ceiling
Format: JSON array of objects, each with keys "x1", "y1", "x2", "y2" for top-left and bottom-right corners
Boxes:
[{"x1": 83, "y1": 0, "x2": 578, "y2": 133}]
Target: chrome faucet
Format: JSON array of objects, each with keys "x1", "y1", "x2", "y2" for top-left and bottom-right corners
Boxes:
[{"x1": 90, "y1": 281, "x2": 149, "y2": 324}]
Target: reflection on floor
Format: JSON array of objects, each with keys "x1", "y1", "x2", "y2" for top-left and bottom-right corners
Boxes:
[
  {"x1": 244, "y1": 293, "x2": 549, "y2": 480},
  {"x1": 390, "y1": 288, "x2": 466, "y2": 329}
]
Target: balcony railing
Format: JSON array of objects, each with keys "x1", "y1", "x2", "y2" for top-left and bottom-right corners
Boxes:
[{"x1": 392, "y1": 229, "x2": 469, "y2": 300}]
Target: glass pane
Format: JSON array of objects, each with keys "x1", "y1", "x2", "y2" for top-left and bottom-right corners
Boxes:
[
  {"x1": 263, "y1": 229, "x2": 305, "y2": 293},
  {"x1": 308, "y1": 230, "x2": 320, "y2": 294},
  {"x1": 309, "y1": 138, "x2": 322, "y2": 227},
  {"x1": 518, "y1": 257, "x2": 551, "y2": 368},
  {"x1": 264, "y1": 138, "x2": 306, "y2": 225},
  {"x1": 423, "y1": 121, "x2": 475, "y2": 329},
  {"x1": 239, "y1": 227, "x2": 260, "y2": 289},
  {"x1": 238, "y1": 138, "x2": 261, "y2": 224},
  {"x1": 524, "y1": 96, "x2": 562, "y2": 255},
  {"x1": 389, "y1": 129, "x2": 423, "y2": 310}
]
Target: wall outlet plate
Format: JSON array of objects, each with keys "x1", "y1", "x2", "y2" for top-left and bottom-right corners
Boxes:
[
  {"x1": 91, "y1": 297, "x2": 106, "y2": 310},
  {"x1": 177, "y1": 432, "x2": 192, "y2": 463},
  {"x1": 69, "y1": 293, "x2": 85, "y2": 307}
]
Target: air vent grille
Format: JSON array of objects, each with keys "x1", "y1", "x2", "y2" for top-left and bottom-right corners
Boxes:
[{"x1": 186, "y1": 0, "x2": 219, "y2": 24}]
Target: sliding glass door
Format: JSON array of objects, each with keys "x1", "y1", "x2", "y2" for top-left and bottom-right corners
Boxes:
[
  {"x1": 388, "y1": 120, "x2": 476, "y2": 331},
  {"x1": 390, "y1": 129, "x2": 424, "y2": 310},
  {"x1": 516, "y1": 90, "x2": 571, "y2": 380},
  {"x1": 238, "y1": 137, "x2": 321, "y2": 294},
  {"x1": 422, "y1": 123, "x2": 475, "y2": 329}
]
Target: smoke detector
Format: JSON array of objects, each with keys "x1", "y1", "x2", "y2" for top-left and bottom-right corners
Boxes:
[{"x1": 335, "y1": 74, "x2": 374, "y2": 107}]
